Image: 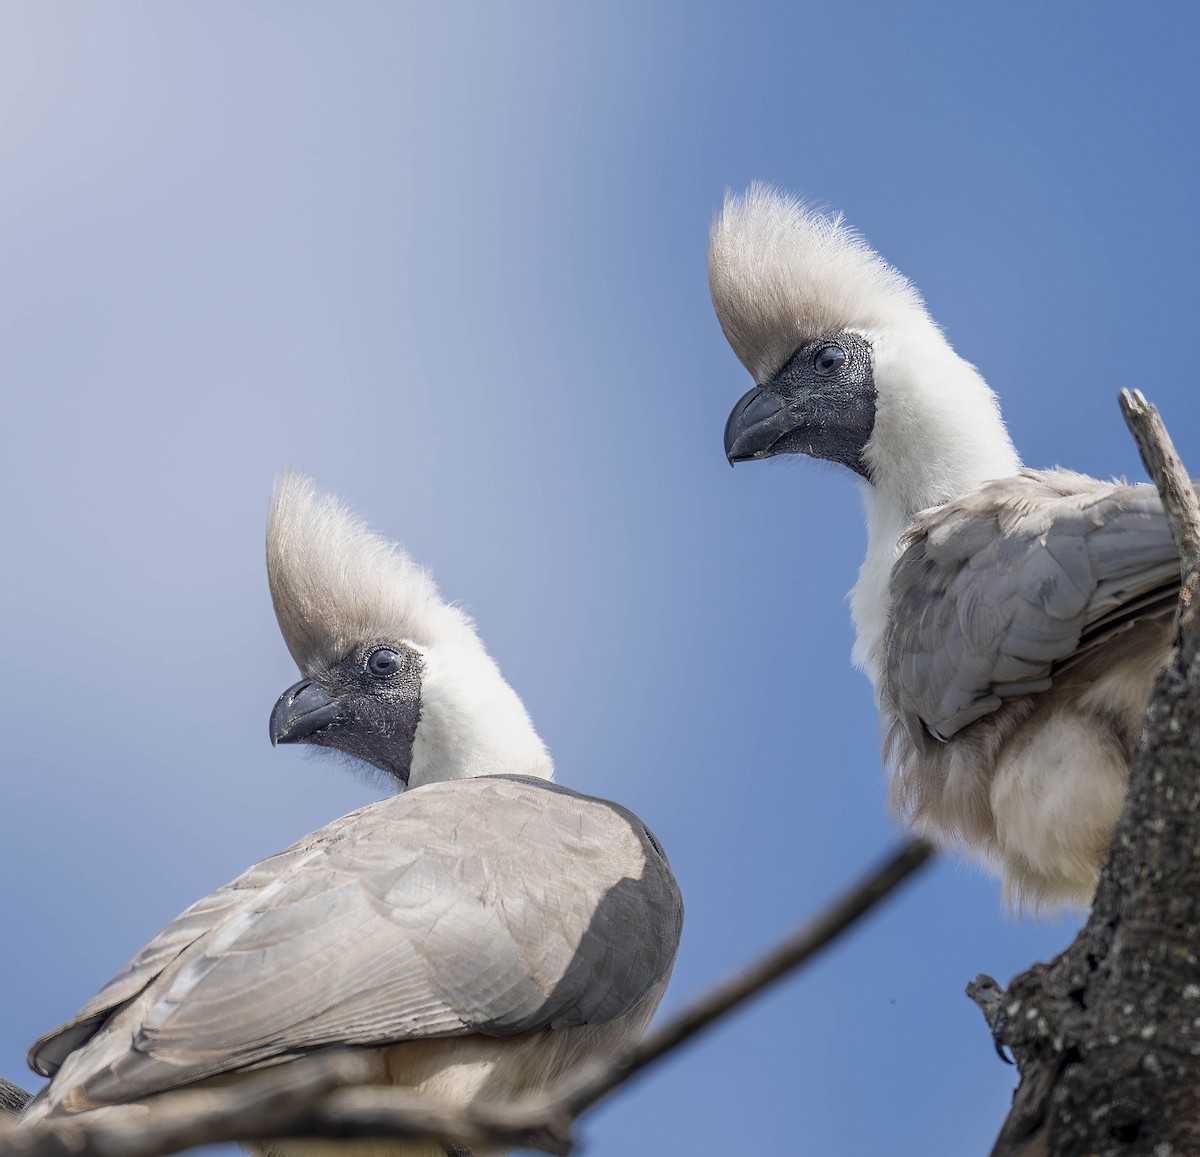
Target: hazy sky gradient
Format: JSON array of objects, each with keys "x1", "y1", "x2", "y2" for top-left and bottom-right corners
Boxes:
[{"x1": 2, "y1": 3, "x2": 1198, "y2": 1154}]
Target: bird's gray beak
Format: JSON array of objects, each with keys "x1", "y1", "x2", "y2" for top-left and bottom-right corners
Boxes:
[
  {"x1": 724, "y1": 385, "x2": 795, "y2": 464},
  {"x1": 270, "y1": 679, "x2": 345, "y2": 746}
]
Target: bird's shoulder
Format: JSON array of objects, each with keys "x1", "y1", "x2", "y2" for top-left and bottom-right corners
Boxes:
[{"x1": 884, "y1": 468, "x2": 1182, "y2": 741}]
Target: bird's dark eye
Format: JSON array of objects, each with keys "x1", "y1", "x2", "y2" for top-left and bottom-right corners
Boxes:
[
  {"x1": 813, "y1": 345, "x2": 846, "y2": 375},
  {"x1": 366, "y1": 648, "x2": 403, "y2": 678}
]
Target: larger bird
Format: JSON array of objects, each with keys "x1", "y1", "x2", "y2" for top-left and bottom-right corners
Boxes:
[
  {"x1": 21, "y1": 476, "x2": 682, "y2": 1155},
  {"x1": 713, "y1": 184, "x2": 1185, "y2": 909}
]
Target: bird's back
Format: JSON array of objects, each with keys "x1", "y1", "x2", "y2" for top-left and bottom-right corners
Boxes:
[{"x1": 25, "y1": 775, "x2": 681, "y2": 1124}]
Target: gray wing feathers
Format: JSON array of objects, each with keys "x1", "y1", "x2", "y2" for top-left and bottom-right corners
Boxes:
[
  {"x1": 38, "y1": 776, "x2": 680, "y2": 1109},
  {"x1": 29, "y1": 838, "x2": 329, "y2": 1078},
  {"x1": 887, "y1": 469, "x2": 1189, "y2": 741}
]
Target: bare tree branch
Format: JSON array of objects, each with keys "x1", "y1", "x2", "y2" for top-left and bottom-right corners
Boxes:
[
  {"x1": 1, "y1": 838, "x2": 934, "y2": 1157},
  {"x1": 0, "y1": 1082, "x2": 31, "y2": 1117},
  {"x1": 550, "y1": 836, "x2": 935, "y2": 1120},
  {"x1": 977, "y1": 391, "x2": 1200, "y2": 1156},
  {"x1": 1121, "y1": 387, "x2": 1200, "y2": 638},
  {"x1": 0, "y1": 1055, "x2": 569, "y2": 1157},
  {"x1": 1120, "y1": 388, "x2": 1200, "y2": 575}
]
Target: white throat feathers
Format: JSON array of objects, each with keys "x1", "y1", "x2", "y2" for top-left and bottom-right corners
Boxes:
[{"x1": 267, "y1": 474, "x2": 553, "y2": 787}]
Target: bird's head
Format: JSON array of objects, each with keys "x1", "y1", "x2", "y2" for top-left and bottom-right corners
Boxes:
[
  {"x1": 266, "y1": 474, "x2": 552, "y2": 790},
  {"x1": 711, "y1": 185, "x2": 1017, "y2": 510}
]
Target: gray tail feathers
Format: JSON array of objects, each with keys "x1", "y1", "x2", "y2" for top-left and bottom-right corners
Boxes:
[{"x1": 0, "y1": 1076, "x2": 33, "y2": 1114}]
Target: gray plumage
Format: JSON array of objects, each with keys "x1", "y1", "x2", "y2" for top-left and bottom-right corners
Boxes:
[
  {"x1": 28, "y1": 777, "x2": 679, "y2": 1112},
  {"x1": 882, "y1": 470, "x2": 1180, "y2": 896},
  {"x1": 23, "y1": 476, "x2": 682, "y2": 1155},
  {"x1": 711, "y1": 185, "x2": 1188, "y2": 907}
]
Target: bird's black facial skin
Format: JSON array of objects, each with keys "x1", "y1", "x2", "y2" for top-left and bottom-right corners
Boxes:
[
  {"x1": 723, "y1": 331, "x2": 877, "y2": 479},
  {"x1": 269, "y1": 642, "x2": 424, "y2": 785}
]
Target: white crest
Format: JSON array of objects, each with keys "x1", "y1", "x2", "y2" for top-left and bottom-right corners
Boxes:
[
  {"x1": 708, "y1": 183, "x2": 931, "y2": 385},
  {"x1": 267, "y1": 473, "x2": 478, "y2": 676},
  {"x1": 267, "y1": 473, "x2": 553, "y2": 785}
]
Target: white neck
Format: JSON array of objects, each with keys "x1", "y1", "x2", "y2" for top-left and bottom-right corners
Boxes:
[
  {"x1": 408, "y1": 644, "x2": 553, "y2": 789},
  {"x1": 851, "y1": 321, "x2": 1021, "y2": 682}
]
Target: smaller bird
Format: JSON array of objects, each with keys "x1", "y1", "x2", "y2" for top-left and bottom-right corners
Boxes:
[
  {"x1": 21, "y1": 475, "x2": 682, "y2": 1156},
  {"x1": 712, "y1": 184, "x2": 1190, "y2": 909}
]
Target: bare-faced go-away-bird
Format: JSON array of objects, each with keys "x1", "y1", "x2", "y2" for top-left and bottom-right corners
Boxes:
[
  {"x1": 712, "y1": 183, "x2": 1189, "y2": 909},
  {"x1": 21, "y1": 475, "x2": 683, "y2": 1155}
]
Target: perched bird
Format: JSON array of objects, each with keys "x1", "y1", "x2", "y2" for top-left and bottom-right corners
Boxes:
[
  {"x1": 713, "y1": 184, "x2": 1186, "y2": 909},
  {"x1": 21, "y1": 475, "x2": 682, "y2": 1155}
]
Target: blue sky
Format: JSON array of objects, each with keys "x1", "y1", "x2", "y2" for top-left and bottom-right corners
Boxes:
[{"x1": 2, "y1": 3, "x2": 1198, "y2": 1154}]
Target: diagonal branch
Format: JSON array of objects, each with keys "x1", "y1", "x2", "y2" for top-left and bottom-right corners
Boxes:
[
  {"x1": 550, "y1": 836, "x2": 935, "y2": 1120},
  {"x1": 0, "y1": 838, "x2": 934, "y2": 1157}
]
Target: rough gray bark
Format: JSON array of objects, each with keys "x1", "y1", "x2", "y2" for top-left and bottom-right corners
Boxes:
[
  {"x1": 0, "y1": 1081, "x2": 31, "y2": 1116},
  {"x1": 969, "y1": 390, "x2": 1200, "y2": 1156}
]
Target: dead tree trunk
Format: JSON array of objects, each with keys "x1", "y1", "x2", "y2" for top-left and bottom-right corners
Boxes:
[
  {"x1": 970, "y1": 391, "x2": 1200, "y2": 1155},
  {"x1": 0, "y1": 1081, "x2": 31, "y2": 1116}
]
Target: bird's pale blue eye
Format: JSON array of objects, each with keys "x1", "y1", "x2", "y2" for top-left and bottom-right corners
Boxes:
[
  {"x1": 813, "y1": 345, "x2": 846, "y2": 375},
  {"x1": 367, "y1": 648, "x2": 402, "y2": 678}
]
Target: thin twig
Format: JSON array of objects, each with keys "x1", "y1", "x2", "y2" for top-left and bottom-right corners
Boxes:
[
  {"x1": 1120, "y1": 388, "x2": 1200, "y2": 637},
  {"x1": 2, "y1": 837, "x2": 934, "y2": 1157},
  {"x1": 0, "y1": 1057, "x2": 554, "y2": 1157},
  {"x1": 550, "y1": 836, "x2": 936, "y2": 1119},
  {"x1": 0, "y1": 1054, "x2": 375, "y2": 1157}
]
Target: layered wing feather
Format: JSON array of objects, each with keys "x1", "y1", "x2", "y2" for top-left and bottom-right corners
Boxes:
[
  {"x1": 29, "y1": 836, "x2": 330, "y2": 1078},
  {"x1": 885, "y1": 469, "x2": 1186, "y2": 741},
  {"x1": 30, "y1": 776, "x2": 681, "y2": 1110}
]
